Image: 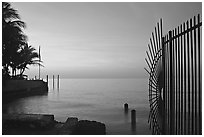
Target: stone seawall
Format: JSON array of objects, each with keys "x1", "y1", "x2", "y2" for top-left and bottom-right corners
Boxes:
[
  {"x1": 3, "y1": 114, "x2": 106, "y2": 135},
  {"x1": 3, "y1": 80, "x2": 48, "y2": 103}
]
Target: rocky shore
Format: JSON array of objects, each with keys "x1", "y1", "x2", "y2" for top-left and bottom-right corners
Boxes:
[{"x1": 3, "y1": 114, "x2": 106, "y2": 135}]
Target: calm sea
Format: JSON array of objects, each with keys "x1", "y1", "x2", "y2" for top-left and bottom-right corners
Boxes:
[{"x1": 3, "y1": 78, "x2": 151, "y2": 135}]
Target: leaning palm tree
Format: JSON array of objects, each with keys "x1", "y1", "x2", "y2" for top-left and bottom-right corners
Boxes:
[{"x1": 17, "y1": 44, "x2": 43, "y2": 77}]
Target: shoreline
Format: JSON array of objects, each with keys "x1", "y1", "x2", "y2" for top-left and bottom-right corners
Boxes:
[
  {"x1": 2, "y1": 113, "x2": 106, "y2": 135},
  {"x1": 2, "y1": 79, "x2": 48, "y2": 103},
  {"x1": 2, "y1": 80, "x2": 106, "y2": 135}
]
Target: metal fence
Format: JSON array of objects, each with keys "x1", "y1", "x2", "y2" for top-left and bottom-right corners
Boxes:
[{"x1": 145, "y1": 14, "x2": 202, "y2": 135}]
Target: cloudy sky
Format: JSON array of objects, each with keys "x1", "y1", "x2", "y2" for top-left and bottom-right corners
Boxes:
[{"x1": 11, "y1": 2, "x2": 201, "y2": 78}]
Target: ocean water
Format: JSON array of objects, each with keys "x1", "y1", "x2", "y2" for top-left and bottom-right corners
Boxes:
[{"x1": 3, "y1": 78, "x2": 151, "y2": 135}]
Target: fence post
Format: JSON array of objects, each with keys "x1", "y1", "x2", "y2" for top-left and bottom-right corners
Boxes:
[{"x1": 169, "y1": 31, "x2": 175, "y2": 135}]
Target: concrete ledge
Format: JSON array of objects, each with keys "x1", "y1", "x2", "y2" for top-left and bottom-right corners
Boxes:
[
  {"x1": 2, "y1": 114, "x2": 106, "y2": 135},
  {"x1": 3, "y1": 80, "x2": 48, "y2": 103},
  {"x1": 3, "y1": 80, "x2": 48, "y2": 92},
  {"x1": 59, "y1": 117, "x2": 78, "y2": 134},
  {"x1": 72, "y1": 120, "x2": 106, "y2": 135},
  {"x1": 3, "y1": 114, "x2": 55, "y2": 130}
]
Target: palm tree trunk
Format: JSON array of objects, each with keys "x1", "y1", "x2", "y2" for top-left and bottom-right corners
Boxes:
[{"x1": 20, "y1": 66, "x2": 26, "y2": 76}]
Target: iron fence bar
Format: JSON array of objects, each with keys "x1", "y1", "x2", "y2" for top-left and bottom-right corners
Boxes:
[
  {"x1": 186, "y1": 20, "x2": 191, "y2": 135},
  {"x1": 158, "y1": 23, "x2": 161, "y2": 56},
  {"x1": 183, "y1": 22, "x2": 187, "y2": 135},
  {"x1": 165, "y1": 35, "x2": 170, "y2": 134},
  {"x1": 146, "y1": 15, "x2": 201, "y2": 135},
  {"x1": 162, "y1": 36, "x2": 166, "y2": 134},
  {"x1": 148, "y1": 44, "x2": 154, "y2": 63},
  {"x1": 173, "y1": 29, "x2": 176, "y2": 134},
  {"x1": 149, "y1": 101, "x2": 159, "y2": 133},
  {"x1": 193, "y1": 16, "x2": 197, "y2": 135},
  {"x1": 148, "y1": 75, "x2": 152, "y2": 130},
  {"x1": 163, "y1": 22, "x2": 202, "y2": 44},
  {"x1": 145, "y1": 68, "x2": 159, "y2": 86},
  {"x1": 151, "y1": 108, "x2": 160, "y2": 134},
  {"x1": 190, "y1": 18, "x2": 195, "y2": 135},
  {"x1": 144, "y1": 67, "x2": 158, "y2": 86},
  {"x1": 146, "y1": 51, "x2": 153, "y2": 65},
  {"x1": 180, "y1": 24, "x2": 184, "y2": 135},
  {"x1": 155, "y1": 27, "x2": 159, "y2": 55},
  {"x1": 177, "y1": 25, "x2": 181, "y2": 135},
  {"x1": 152, "y1": 32, "x2": 157, "y2": 55},
  {"x1": 145, "y1": 58, "x2": 152, "y2": 70},
  {"x1": 197, "y1": 14, "x2": 201, "y2": 135},
  {"x1": 150, "y1": 38, "x2": 156, "y2": 58},
  {"x1": 174, "y1": 28, "x2": 178, "y2": 134},
  {"x1": 169, "y1": 30, "x2": 175, "y2": 135},
  {"x1": 167, "y1": 35, "x2": 170, "y2": 134}
]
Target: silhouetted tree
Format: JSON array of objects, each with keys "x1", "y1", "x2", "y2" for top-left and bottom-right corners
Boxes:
[
  {"x1": 17, "y1": 44, "x2": 43, "y2": 76},
  {"x1": 2, "y1": 2, "x2": 42, "y2": 79},
  {"x1": 2, "y1": 2, "x2": 27, "y2": 77}
]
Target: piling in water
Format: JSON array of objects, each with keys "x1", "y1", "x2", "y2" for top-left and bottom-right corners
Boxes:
[
  {"x1": 57, "y1": 75, "x2": 59, "y2": 89},
  {"x1": 131, "y1": 109, "x2": 136, "y2": 124},
  {"x1": 124, "y1": 103, "x2": 128, "y2": 113},
  {"x1": 53, "y1": 75, "x2": 54, "y2": 88}
]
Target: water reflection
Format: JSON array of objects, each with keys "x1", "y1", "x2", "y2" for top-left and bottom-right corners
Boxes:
[
  {"x1": 3, "y1": 79, "x2": 151, "y2": 135},
  {"x1": 124, "y1": 108, "x2": 129, "y2": 124},
  {"x1": 3, "y1": 94, "x2": 49, "y2": 114},
  {"x1": 123, "y1": 107, "x2": 137, "y2": 134},
  {"x1": 131, "y1": 122, "x2": 136, "y2": 134},
  {"x1": 124, "y1": 108, "x2": 128, "y2": 115}
]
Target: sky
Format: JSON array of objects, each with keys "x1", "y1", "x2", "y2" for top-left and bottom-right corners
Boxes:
[{"x1": 10, "y1": 2, "x2": 202, "y2": 79}]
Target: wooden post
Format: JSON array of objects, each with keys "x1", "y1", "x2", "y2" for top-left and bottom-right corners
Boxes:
[
  {"x1": 57, "y1": 75, "x2": 59, "y2": 89},
  {"x1": 46, "y1": 75, "x2": 48, "y2": 86},
  {"x1": 46, "y1": 75, "x2": 48, "y2": 82},
  {"x1": 131, "y1": 109, "x2": 136, "y2": 124},
  {"x1": 131, "y1": 109, "x2": 136, "y2": 133},
  {"x1": 124, "y1": 103, "x2": 128, "y2": 113},
  {"x1": 53, "y1": 75, "x2": 54, "y2": 89}
]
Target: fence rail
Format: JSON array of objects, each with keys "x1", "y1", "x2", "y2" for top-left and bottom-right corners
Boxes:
[{"x1": 145, "y1": 14, "x2": 202, "y2": 135}]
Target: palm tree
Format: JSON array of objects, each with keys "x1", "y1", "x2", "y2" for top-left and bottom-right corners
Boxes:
[
  {"x1": 17, "y1": 44, "x2": 43, "y2": 77},
  {"x1": 2, "y1": 2, "x2": 27, "y2": 78},
  {"x1": 2, "y1": 2, "x2": 43, "y2": 79}
]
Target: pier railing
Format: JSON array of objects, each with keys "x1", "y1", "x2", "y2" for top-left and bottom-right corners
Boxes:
[{"x1": 145, "y1": 14, "x2": 202, "y2": 135}]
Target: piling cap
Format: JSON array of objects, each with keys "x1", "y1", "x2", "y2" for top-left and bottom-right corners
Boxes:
[
  {"x1": 131, "y1": 109, "x2": 136, "y2": 113},
  {"x1": 124, "y1": 103, "x2": 128, "y2": 108}
]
